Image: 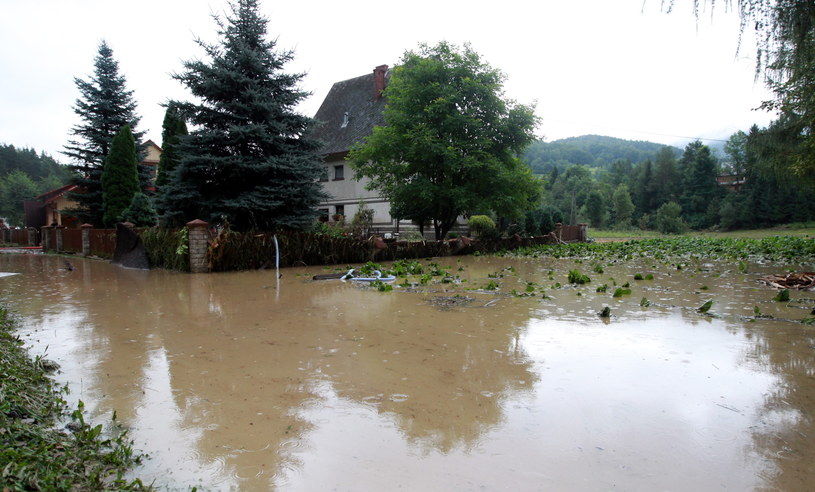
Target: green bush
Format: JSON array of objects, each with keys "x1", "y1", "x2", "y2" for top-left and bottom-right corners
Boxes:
[
  {"x1": 655, "y1": 202, "x2": 688, "y2": 234},
  {"x1": 469, "y1": 215, "x2": 496, "y2": 237}
]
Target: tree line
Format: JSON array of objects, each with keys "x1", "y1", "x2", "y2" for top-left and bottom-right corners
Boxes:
[
  {"x1": 518, "y1": 129, "x2": 814, "y2": 236},
  {"x1": 0, "y1": 145, "x2": 73, "y2": 226}
]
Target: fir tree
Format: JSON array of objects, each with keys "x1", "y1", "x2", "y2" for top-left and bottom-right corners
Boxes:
[
  {"x1": 160, "y1": 0, "x2": 326, "y2": 230},
  {"x1": 678, "y1": 141, "x2": 722, "y2": 229},
  {"x1": 120, "y1": 192, "x2": 157, "y2": 227},
  {"x1": 63, "y1": 41, "x2": 142, "y2": 226},
  {"x1": 155, "y1": 104, "x2": 188, "y2": 191},
  {"x1": 101, "y1": 125, "x2": 140, "y2": 227}
]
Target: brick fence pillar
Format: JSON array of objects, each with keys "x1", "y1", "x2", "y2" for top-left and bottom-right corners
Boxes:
[
  {"x1": 55, "y1": 226, "x2": 65, "y2": 252},
  {"x1": 187, "y1": 219, "x2": 210, "y2": 274},
  {"x1": 27, "y1": 227, "x2": 38, "y2": 246},
  {"x1": 81, "y1": 224, "x2": 93, "y2": 256},
  {"x1": 41, "y1": 226, "x2": 53, "y2": 251}
]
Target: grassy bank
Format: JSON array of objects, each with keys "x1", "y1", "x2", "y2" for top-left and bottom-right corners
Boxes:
[{"x1": 0, "y1": 306, "x2": 150, "y2": 491}]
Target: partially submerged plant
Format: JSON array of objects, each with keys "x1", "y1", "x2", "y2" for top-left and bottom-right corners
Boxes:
[{"x1": 773, "y1": 288, "x2": 791, "y2": 302}]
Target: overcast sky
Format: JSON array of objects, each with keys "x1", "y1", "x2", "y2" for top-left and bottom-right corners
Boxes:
[{"x1": 0, "y1": 0, "x2": 775, "y2": 159}]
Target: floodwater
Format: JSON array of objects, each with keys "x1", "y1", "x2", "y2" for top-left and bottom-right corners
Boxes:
[{"x1": 1, "y1": 252, "x2": 814, "y2": 491}]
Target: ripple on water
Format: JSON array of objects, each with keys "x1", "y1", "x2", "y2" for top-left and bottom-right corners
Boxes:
[{"x1": 389, "y1": 394, "x2": 409, "y2": 402}]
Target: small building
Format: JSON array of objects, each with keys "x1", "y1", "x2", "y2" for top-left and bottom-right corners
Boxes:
[
  {"x1": 716, "y1": 174, "x2": 745, "y2": 192},
  {"x1": 24, "y1": 142, "x2": 163, "y2": 229},
  {"x1": 24, "y1": 184, "x2": 81, "y2": 228}
]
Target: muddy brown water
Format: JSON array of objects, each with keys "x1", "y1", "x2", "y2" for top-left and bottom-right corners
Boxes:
[{"x1": 1, "y1": 253, "x2": 814, "y2": 491}]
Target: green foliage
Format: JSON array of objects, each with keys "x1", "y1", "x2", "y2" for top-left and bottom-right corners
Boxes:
[
  {"x1": 568, "y1": 269, "x2": 591, "y2": 284},
  {"x1": 0, "y1": 144, "x2": 67, "y2": 181},
  {"x1": 102, "y1": 125, "x2": 140, "y2": 227},
  {"x1": 155, "y1": 104, "x2": 187, "y2": 191},
  {"x1": 469, "y1": 215, "x2": 496, "y2": 236},
  {"x1": 523, "y1": 135, "x2": 680, "y2": 174},
  {"x1": 0, "y1": 306, "x2": 148, "y2": 490},
  {"x1": 640, "y1": 297, "x2": 651, "y2": 307},
  {"x1": 678, "y1": 141, "x2": 723, "y2": 229},
  {"x1": 64, "y1": 41, "x2": 143, "y2": 227},
  {"x1": 0, "y1": 170, "x2": 39, "y2": 226},
  {"x1": 139, "y1": 227, "x2": 189, "y2": 271},
  {"x1": 503, "y1": 236, "x2": 815, "y2": 264},
  {"x1": 120, "y1": 192, "x2": 157, "y2": 226},
  {"x1": 772, "y1": 288, "x2": 790, "y2": 302},
  {"x1": 348, "y1": 41, "x2": 541, "y2": 240},
  {"x1": 349, "y1": 200, "x2": 375, "y2": 239},
  {"x1": 655, "y1": 202, "x2": 688, "y2": 235},
  {"x1": 613, "y1": 287, "x2": 632, "y2": 298},
  {"x1": 698, "y1": 300, "x2": 714, "y2": 313},
  {"x1": 584, "y1": 190, "x2": 605, "y2": 228},
  {"x1": 611, "y1": 183, "x2": 635, "y2": 227},
  {"x1": 311, "y1": 221, "x2": 347, "y2": 238},
  {"x1": 161, "y1": 0, "x2": 326, "y2": 230}
]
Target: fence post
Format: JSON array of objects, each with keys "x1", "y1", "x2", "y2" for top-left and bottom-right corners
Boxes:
[
  {"x1": 27, "y1": 227, "x2": 38, "y2": 246},
  {"x1": 81, "y1": 224, "x2": 93, "y2": 256},
  {"x1": 55, "y1": 226, "x2": 64, "y2": 252},
  {"x1": 578, "y1": 223, "x2": 588, "y2": 242},
  {"x1": 187, "y1": 219, "x2": 210, "y2": 273},
  {"x1": 41, "y1": 226, "x2": 53, "y2": 252}
]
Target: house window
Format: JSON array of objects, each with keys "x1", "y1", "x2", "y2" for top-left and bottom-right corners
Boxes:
[
  {"x1": 319, "y1": 166, "x2": 328, "y2": 182},
  {"x1": 341, "y1": 111, "x2": 350, "y2": 128},
  {"x1": 335, "y1": 205, "x2": 345, "y2": 217},
  {"x1": 334, "y1": 165, "x2": 344, "y2": 180},
  {"x1": 318, "y1": 208, "x2": 329, "y2": 222}
]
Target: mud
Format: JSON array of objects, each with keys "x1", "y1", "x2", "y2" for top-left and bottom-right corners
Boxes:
[{"x1": 1, "y1": 253, "x2": 814, "y2": 490}]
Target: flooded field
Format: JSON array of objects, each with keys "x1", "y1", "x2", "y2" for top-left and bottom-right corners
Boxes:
[{"x1": 1, "y1": 252, "x2": 814, "y2": 491}]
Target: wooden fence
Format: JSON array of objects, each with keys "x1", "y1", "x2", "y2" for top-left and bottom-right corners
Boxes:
[{"x1": 24, "y1": 222, "x2": 588, "y2": 272}]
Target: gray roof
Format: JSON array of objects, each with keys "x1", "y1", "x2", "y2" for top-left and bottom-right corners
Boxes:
[{"x1": 311, "y1": 69, "x2": 389, "y2": 157}]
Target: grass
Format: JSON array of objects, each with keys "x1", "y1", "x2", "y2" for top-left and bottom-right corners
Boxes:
[
  {"x1": 502, "y1": 235, "x2": 815, "y2": 264},
  {"x1": 0, "y1": 306, "x2": 150, "y2": 491},
  {"x1": 590, "y1": 222, "x2": 815, "y2": 241}
]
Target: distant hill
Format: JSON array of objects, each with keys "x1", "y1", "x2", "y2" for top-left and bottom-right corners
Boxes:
[{"x1": 523, "y1": 135, "x2": 682, "y2": 174}]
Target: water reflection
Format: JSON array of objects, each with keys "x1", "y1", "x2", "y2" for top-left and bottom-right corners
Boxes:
[{"x1": 1, "y1": 254, "x2": 814, "y2": 490}]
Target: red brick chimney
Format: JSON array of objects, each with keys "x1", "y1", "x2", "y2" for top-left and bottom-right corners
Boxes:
[{"x1": 373, "y1": 65, "x2": 388, "y2": 100}]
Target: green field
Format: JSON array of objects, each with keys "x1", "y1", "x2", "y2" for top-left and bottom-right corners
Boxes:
[{"x1": 589, "y1": 223, "x2": 815, "y2": 241}]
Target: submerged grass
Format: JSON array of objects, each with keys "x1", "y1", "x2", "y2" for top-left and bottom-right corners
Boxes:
[
  {"x1": 0, "y1": 306, "x2": 150, "y2": 491},
  {"x1": 501, "y1": 236, "x2": 815, "y2": 264}
]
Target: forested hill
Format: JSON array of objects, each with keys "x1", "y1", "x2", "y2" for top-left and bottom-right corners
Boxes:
[{"x1": 523, "y1": 135, "x2": 682, "y2": 174}]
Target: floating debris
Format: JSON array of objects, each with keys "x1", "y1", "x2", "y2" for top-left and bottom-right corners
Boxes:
[
  {"x1": 759, "y1": 272, "x2": 815, "y2": 291},
  {"x1": 429, "y1": 295, "x2": 475, "y2": 310}
]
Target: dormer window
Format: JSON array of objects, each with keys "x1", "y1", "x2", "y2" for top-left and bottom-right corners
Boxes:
[{"x1": 341, "y1": 112, "x2": 350, "y2": 128}]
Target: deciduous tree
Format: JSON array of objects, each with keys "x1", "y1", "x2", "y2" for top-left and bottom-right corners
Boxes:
[
  {"x1": 348, "y1": 42, "x2": 541, "y2": 240},
  {"x1": 0, "y1": 170, "x2": 39, "y2": 226}
]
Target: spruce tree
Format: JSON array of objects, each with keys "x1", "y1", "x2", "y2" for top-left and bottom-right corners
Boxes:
[
  {"x1": 678, "y1": 141, "x2": 722, "y2": 229},
  {"x1": 101, "y1": 125, "x2": 140, "y2": 227},
  {"x1": 63, "y1": 41, "x2": 142, "y2": 226},
  {"x1": 155, "y1": 104, "x2": 188, "y2": 191},
  {"x1": 160, "y1": 0, "x2": 326, "y2": 230}
]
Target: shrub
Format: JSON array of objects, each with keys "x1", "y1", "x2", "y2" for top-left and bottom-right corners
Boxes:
[
  {"x1": 469, "y1": 215, "x2": 496, "y2": 237},
  {"x1": 655, "y1": 202, "x2": 688, "y2": 234}
]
